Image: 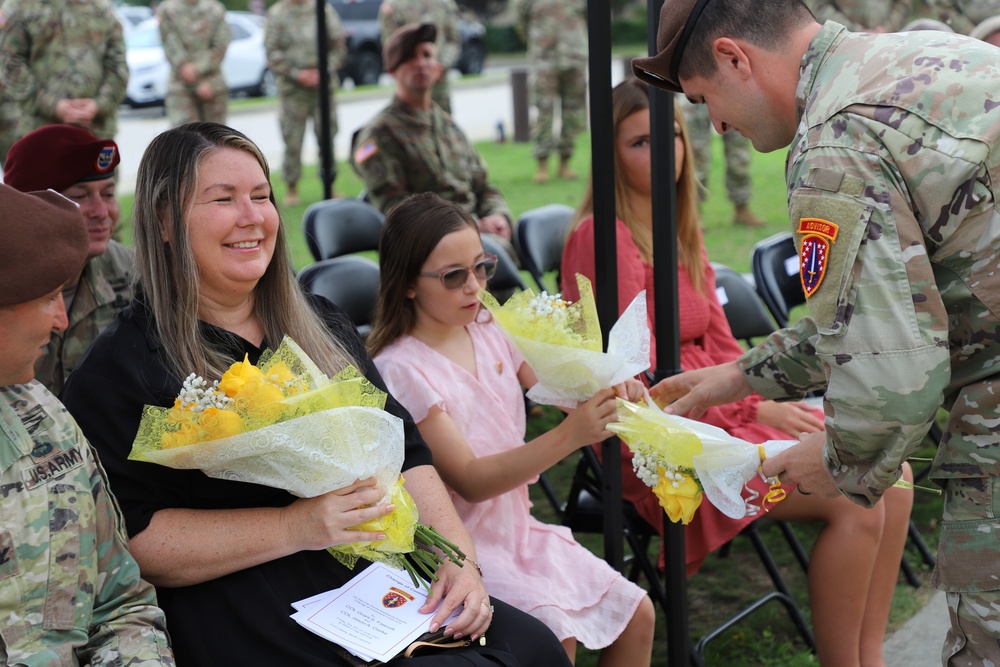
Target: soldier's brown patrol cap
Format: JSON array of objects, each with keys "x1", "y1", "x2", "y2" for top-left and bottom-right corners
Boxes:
[
  {"x1": 383, "y1": 23, "x2": 437, "y2": 74},
  {"x1": 4, "y1": 124, "x2": 119, "y2": 194},
  {"x1": 0, "y1": 186, "x2": 87, "y2": 307},
  {"x1": 632, "y1": 0, "x2": 713, "y2": 93}
]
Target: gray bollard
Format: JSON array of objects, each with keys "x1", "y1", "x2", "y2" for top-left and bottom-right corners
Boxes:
[
  {"x1": 511, "y1": 68, "x2": 531, "y2": 143},
  {"x1": 622, "y1": 56, "x2": 637, "y2": 80}
]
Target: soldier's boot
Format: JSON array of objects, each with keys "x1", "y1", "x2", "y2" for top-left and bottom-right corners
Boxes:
[
  {"x1": 533, "y1": 158, "x2": 550, "y2": 184},
  {"x1": 557, "y1": 157, "x2": 577, "y2": 180},
  {"x1": 733, "y1": 203, "x2": 765, "y2": 227},
  {"x1": 284, "y1": 183, "x2": 300, "y2": 207}
]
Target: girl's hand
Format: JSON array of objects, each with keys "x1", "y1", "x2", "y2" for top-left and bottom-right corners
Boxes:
[
  {"x1": 756, "y1": 400, "x2": 824, "y2": 437},
  {"x1": 614, "y1": 378, "x2": 646, "y2": 402},
  {"x1": 280, "y1": 477, "x2": 394, "y2": 551},
  {"x1": 561, "y1": 387, "x2": 619, "y2": 447},
  {"x1": 420, "y1": 558, "x2": 492, "y2": 641}
]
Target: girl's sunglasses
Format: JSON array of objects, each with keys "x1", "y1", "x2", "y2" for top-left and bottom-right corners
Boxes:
[{"x1": 419, "y1": 254, "x2": 499, "y2": 290}]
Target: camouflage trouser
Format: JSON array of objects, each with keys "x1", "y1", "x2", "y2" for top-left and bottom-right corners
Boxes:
[
  {"x1": 0, "y1": 101, "x2": 20, "y2": 169},
  {"x1": 936, "y1": 477, "x2": 1000, "y2": 665},
  {"x1": 680, "y1": 96, "x2": 752, "y2": 206},
  {"x1": 432, "y1": 76, "x2": 451, "y2": 114},
  {"x1": 166, "y1": 84, "x2": 228, "y2": 128},
  {"x1": 278, "y1": 80, "x2": 338, "y2": 186},
  {"x1": 530, "y1": 64, "x2": 586, "y2": 161}
]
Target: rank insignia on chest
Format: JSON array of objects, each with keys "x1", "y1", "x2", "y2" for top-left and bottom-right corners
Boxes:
[{"x1": 797, "y1": 217, "x2": 839, "y2": 298}]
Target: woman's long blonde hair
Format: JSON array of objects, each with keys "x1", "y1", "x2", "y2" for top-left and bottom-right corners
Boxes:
[
  {"x1": 570, "y1": 79, "x2": 706, "y2": 294},
  {"x1": 132, "y1": 122, "x2": 355, "y2": 380}
]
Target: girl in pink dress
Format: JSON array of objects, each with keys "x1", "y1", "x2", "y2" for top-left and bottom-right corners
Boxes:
[
  {"x1": 561, "y1": 80, "x2": 915, "y2": 667},
  {"x1": 369, "y1": 193, "x2": 655, "y2": 667}
]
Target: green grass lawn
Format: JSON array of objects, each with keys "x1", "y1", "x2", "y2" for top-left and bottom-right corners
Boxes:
[{"x1": 115, "y1": 128, "x2": 944, "y2": 666}]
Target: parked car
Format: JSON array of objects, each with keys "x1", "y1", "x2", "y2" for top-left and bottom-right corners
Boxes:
[
  {"x1": 123, "y1": 11, "x2": 275, "y2": 108},
  {"x1": 327, "y1": 0, "x2": 487, "y2": 87}
]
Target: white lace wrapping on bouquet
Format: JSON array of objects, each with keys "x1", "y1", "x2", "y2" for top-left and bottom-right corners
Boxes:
[
  {"x1": 693, "y1": 437, "x2": 796, "y2": 519},
  {"x1": 524, "y1": 291, "x2": 651, "y2": 408},
  {"x1": 135, "y1": 407, "x2": 405, "y2": 499}
]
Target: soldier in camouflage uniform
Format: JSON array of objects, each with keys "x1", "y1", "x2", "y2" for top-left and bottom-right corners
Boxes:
[
  {"x1": 157, "y1": 0, "x2": 230, "y2": 127},
  {"x1": 928, "y1": 0, "x2": 1000, "y2": 32},
  {"x1": 805, "y1": 0, "x2": 914, "y2": 32},
  {"x1": 679, "y1": 98, "x2": 764, "y2": 226},
  {"x1": 4, "y1": 124, "x2": 133, "y2": 396},
  {"x1": 379, "y1": 0, "x2": 461, "y2": 113},
  {"x1": 265, "y1": 0, "x2": 347, "y2": 205},
  {"x1": 635, "y1": 0, "x2": 1000, "y2": 662},
  {"x1": 0, "y1": 185, "x2": 174, "y2": 666},
  {"x1": 514, "y1": 0, "x2": 587, "y2": 184},
  {"x1": 352, "y1": 24, "x2": 513, "y2": 245},
  {"x1": 0, "y1": 0, "x2": 128, "y2": 145},
  {"x1": 0, "y1": 0, "x2": 18, "y2": 167}
]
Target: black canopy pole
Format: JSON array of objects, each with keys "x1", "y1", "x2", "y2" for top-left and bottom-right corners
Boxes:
[
  {"x1": 316, "y1": 0, "x2": 335, "y2": 199},
  {"x1": 586, "y1": 0, "x2": 624, "y2": 572},
  {"x1": 646, "y1": 0, "x2": 689, "y2": 663}
]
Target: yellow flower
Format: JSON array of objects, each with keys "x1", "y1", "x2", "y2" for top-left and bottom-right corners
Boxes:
[
  {"x1": 161, "y1": 419, "x2": 200, "y2": 449},
  {"x1": 235, "y1": 377, "x2": 288, "y2": 422},
  {"x1": 219, "y1": 354, "x2": 267, "y2": 398},
  {"x1": 198, "y1": 407, "x2": 243, "y2": 440},
  {"x1": 264, "y1": 361, "x2": 307, "y2": 395},
  {"x1": 653, "y1": 472, "x2": 703, "y2": 525}
]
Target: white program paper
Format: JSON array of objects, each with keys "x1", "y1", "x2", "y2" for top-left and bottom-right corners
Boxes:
[{"x1": 291, "y1": 562, "x2": 457, "y2": 663}]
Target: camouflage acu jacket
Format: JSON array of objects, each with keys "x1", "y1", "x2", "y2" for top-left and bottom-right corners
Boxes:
[
  {"x1": 36, "y1": 241, "x2": 133, "y2": 397},
  {"x1": 264, "y1": 0, "x2": 346, "y2": 85},
  {"x1": 513, "y1": 0, "x2": 587, "y2": 68},
  {"x1": 157, "y1": 0, "x2": 230, "y2": 95},
  {"x1": 0, "y1": 383, "x2": 173, "y2": 666},
  {"x1": 351, "y1": 96, "x2": 511, "y2": 222},
  {"x1": 0, "y1": 0, "x2": 128, "y2": 139},
  {"x1": 740, "y1": 22, "x2": 1000, "y2": 505}
]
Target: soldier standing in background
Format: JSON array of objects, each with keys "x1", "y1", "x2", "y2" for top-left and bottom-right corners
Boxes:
[
  {"x1": 0, "y1": 0, "x2": 127, "y2": 149},
  {"x1": 515, "y1": 0, "x2": 587, "y2": 184},
  {"x1": 265, "y1": 0, "x2": 347, "y2": 205},
  {"x1": 929, "y1": 0, "x2": 1000, "y2": 33},
  {"x1": 0, "y1": 184, "x2": 175, "y2": 667},
  {"x1": 3, "y1": 125, "x2": 133, "y2": 396},
  {"x1": 680, "y1": 98, "x2": 765, "y2": 227},
  {"x1": 0, "y1": 0, "x2": 17, "y2": 168},
  {"x1": 805, "y1": 0, "x2": 914, "y2": 32},
  {"x1": 379, "y1": 0, "x2": 461, "y2": 113},
  {"x1": 157, "y1": 0, "x2": 230, "y2": 127}
]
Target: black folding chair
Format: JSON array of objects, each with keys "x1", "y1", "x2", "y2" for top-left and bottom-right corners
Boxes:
[
  {"x1": 481, "y1": 234, "x2": 527, "y2": 298},
  {"x1": 750, "y1": 232, "x2": 802, "y2": 329},
  {"x1": 302, "y1": 198, "x2": 384, "y2": 262},
  {"x1": 711, "y1": 263, "x2": 777, "y2": 346},
  {"x1": 560, "y1": 446, "x2": 815, "y2": 664},
  {"x1": 298, "y1": 256, "x2": 380, "y2": 340},
  {"x1": 514, "y1": 203, "x2": 575, "y2": 293}
]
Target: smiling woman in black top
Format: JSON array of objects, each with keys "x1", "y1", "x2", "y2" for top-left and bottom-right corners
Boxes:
[{"x1": 61, "y1": 122, "x2": 571, "y2": 667}]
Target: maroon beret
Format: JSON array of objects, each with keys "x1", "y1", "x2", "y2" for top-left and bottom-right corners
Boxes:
[
  {"x1": 4, "y1": 124, "x2": 120, "y2": 193},
  {"x1": 632, "y1": 0, "x2": 711, "y2": 93},
  {"x1": 383, "y1": 23, "x2": 437, "y2": 73},
  {"x1": 0, "y1": 186, "x2": 88, "y2": 307}
]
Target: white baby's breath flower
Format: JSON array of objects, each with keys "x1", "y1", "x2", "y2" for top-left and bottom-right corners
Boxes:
[{"x1": 176, "y1": 373, "x2": 233, "y2": 412}]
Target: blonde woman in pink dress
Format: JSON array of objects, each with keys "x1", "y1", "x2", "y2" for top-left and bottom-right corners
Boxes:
[{"x1": 369, "y1": 193, "x2": 655, "y2": 666}]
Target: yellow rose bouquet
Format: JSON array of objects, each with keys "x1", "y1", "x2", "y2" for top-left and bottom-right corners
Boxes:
[
  {"x1": 478, "y1": 274, "x2": 650, "y2": 408},
  {"x1": 129, "y1": 336, "x2": 465, "y2": 589},
  {"x1": 606, "y1": 399, "x2": 795, "y2": 524}
]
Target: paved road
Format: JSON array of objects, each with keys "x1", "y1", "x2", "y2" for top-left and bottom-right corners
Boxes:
[{"x1": 114, "y1": 61, "x2": 630, "y2": 193}]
